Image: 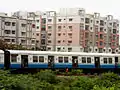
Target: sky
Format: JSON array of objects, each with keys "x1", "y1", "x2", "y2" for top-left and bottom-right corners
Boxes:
[{"x1": 0, "y1": 0, "x2": 120, "y2": 19}]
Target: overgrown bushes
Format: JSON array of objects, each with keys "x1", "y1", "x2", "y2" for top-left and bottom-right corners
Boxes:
[{"x1": 0, "y1": 70, "x2": 119, "y2": 90}]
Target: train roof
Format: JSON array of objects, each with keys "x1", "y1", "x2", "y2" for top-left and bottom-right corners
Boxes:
[{"x1": 7, "y1": 50, "x2": 120, "y2": 56}]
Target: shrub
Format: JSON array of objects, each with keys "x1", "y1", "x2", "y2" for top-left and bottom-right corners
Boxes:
[{"x1": 32, "y1": 70, "x2": 58, "y2": 84}]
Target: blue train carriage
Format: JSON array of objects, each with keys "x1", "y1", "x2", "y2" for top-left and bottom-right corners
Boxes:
[
  {"x1": 8, "y1": 50, "x2": 49, "y2": 69},
  {"x1": 5, "y1": 50, "x2": 120, "y2": 71}
]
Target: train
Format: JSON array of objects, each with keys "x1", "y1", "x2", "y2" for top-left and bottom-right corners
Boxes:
[{"x1": 1, "y1": 49, "x2": 120, "y2": 73}]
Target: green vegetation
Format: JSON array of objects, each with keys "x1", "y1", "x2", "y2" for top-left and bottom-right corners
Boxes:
[
  {"x1": 0, "y1": 70, "x2": 119, "y2": 90},
  {"x1": 0, "y1": 39, "x2": 40, "y2": 50}
]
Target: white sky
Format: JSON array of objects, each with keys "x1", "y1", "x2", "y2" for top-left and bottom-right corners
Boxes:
[{"x1": 0, "y1": 0, "x2": 120, "y2": 19}]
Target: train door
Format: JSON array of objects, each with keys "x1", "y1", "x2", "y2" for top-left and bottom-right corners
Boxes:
[
  {"x1": 115, "y1": 57, "x2": 118, "y2": 68},
  {"x1": 21, "y1": 55, "x2": 28, "y2": 68},
  {"x1": 4, "y1": 50, "x2": 10, "y2": 69},
  {"x1": 72, "y1": 56, "x2": 78, "y2": 68},
  {"x1": 94, "y1": 57, "x2": 100, "y2": 68},
  {"x1": 48, "y1": 56, "x2": 54, "y2": 68}
]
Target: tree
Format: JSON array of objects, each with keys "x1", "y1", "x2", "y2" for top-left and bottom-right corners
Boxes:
[{"x1": 0, "y1": 39, "x2": 8, "y2": 50}]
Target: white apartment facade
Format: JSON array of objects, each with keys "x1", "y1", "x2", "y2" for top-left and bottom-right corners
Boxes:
[{"x1": 0, "y1": 13, "x2": 36, "y2": 49}]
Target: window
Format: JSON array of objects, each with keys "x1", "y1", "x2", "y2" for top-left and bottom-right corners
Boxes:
[
  {"x1": 108, "y1": 58, "x2": 112, "y2": 64},
  {"x1": 21, "y1": 24, "x2": 26, "y2": 27},
  {"x1": 36, "y1": 33, "x2": 39, "y2": 36},
  {"x1": 36, "y1": 20, "x2": 39, "y2": 22},
  {"x1": 82, "y1": 57, "x2": 86, "y2": 63},
  {"x1": 68, "y1": 40, "x2": 72, "y2": 43},
  {"x1": 48, "y1": 26, "x2": 52, "y2": 29},
  {"x1": 64, "y1": 57, "x2": 68, "y2": 63},
  {"x1": 37, "y1": 26, "x2": 39, "y2": 29},
  {"x1": 12, "y1": 39, "x2": 15, "y2": 42},
  {"x1": 85, "y1": 25, "x2": 89, "y2": 30},
  {"x1": 57, "y1": 48, "x2": 61, "y2": 51},
  {"x1": 39, "y1": 56, "x2": 44, "y2": 62},
  {"x1": 100, "y1": 27, "x2": 104, "y2": 32},
  {"x1": 48, "y1": 40, "x2": 51, "y2": 43},
  {"x1": 58, "y1": 19, "x2": 62, "y2": 22},
  {"x1": 58, "y1": 33, "x2": 61, "y2": 36},
  {"x1": 87, "y1": 57, "x2": 91, "y2": 63},
  {"x1": 69, "y1": 18, "x2": 73, "y2": 21},
  {"x1": 32, "y1": 24, "x2": 35, "y2": 28},
  {"x1": 48, "y1": 19, "x2": 52, "y2": 22},
  {"x1": 5, "y1": 39, "x2": 10, "y2": 42},
  {"x1": 81, "y1": 18, "x2": 84, "y2": 22},
  {"x1": 58, "y1": 40, "x2": 61, "y2": 43},
  {"x1": 36, "y1": 40, "x2": 39, "y2": 43},
  {"x1": 12, "y1": 31, "x2": 15, "y2": 34},
  {"x1": 96, "y1": 21, "x2": 99, "y2": 24},
  {"x1": 33, "y1": 56, "x2": 38, "y2": 62},
  {"x1": 68, "y1": 33, "x2": 72, "y2": 36},
  {"x1": 100, "y1": 41, "x2": 103, "y2": 46},
  {"x1": 103, "y1": 58, "x2": 107, "y2": 64},
  {"x1": 48, "y1": 33, "x2": 51, "y2": 36},
  {"x1": 32, "y1": 40, "x2": 35, "y2": 44},
  {"x1": 12, "y1": 22, "x2": 16, "y2": 26},
  {"x1": 69, "y1": 26, "x2": 72, "y2": 29},
  {"x1": 11, "y1": 54, "x2": 18, "y2": 62},
  {"x1": 4, "y1": 30, "x2": 10, "y2": 34},
  {"x1": 113, "y1": 29, "x2": 116, "y2": 34},
  {"x1": 21, "y1": 40, "x2": 26, "y2": 43},
  {"x1": 41, "y1": 34, "x2": 46, "y2": 38},
  {"x1": 5, "y1": 22, "x2": 11, "y2": 26},
  {"x1": 58, "y1": 57, "x2": 63, "y2": 63},
  {"x1": 91, "y1": 20, "x2": 93, "y2": 23},
  {"x1": 58, "y1": 26, "x2": 61, "y2": 29},
  {"x1": 100, "y1": 34, "x2": 103, "y2": 39},
  {"x1": 100, "y1": 20, "x2": 104, "y2": 26},
  {"x1": 21, "y1": 32, "x2": 26, "y2": 36},
  {"x1": 109, "y1": 23, "x2": 112, "y2": 25},
  {"x1": 90, "y1": 27, "x2": 92, "y2": 30},
  {"x1": 68, "y1": 48, "x2": 72, "y2": 52},
  {"x1": 42, "y1": 18, "x2": 46, "y2": 24},
  {"x1": 85, "y1": 18, "x2": 90, "y2": 23},
  {"x1": 41, "y1": 39, "x2": 45, "y2": 44},
  {"x1": 48, "y1": 47, "x2": 51, "y2": 50},
  {"x1": 80, "y1": 24, "x2": 84, "y2": 30}
]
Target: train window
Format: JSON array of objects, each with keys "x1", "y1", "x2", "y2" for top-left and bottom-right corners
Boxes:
[
  {"x1": 103, "y1": 58, "x2": 107, "y2": 64},
  {"x1": 108, "y1": 58, "x2": 112, "y2": 64},
  {"x1": 11, "y1": 54, "x2": 18, "y2": 62},
  {"x1": 64, "y1": 57, "x2": 68, "y2": 63},
  {"x1": 58, "y1": 57, "x2": 63, "y2": 63},
  {"x1": 82, "y1": 57, "x2": 86, "y2": 63},
  {"x1": 39, "y1": 56, "x2": 44, "y2": 62},
  {"x1": 33, "y1": 56, "x2": 38, "y2": 62},
  {"x1": 87, "y1": 57, "x2": 91, "y2": 63}
]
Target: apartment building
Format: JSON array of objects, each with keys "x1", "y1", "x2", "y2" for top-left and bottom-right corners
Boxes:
[
  {"x1": 0, "y1": 13, "x2": 36, "y2": 49},
  {"x1": 12, "y1": 11, "x2": 42, "y2": 49},
  {"x1": 11, "y1": 8, "x2": 119, "y2": 53},
  {"x1": 45, "y1": 8, "x2": 119, "y2": 53}
]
